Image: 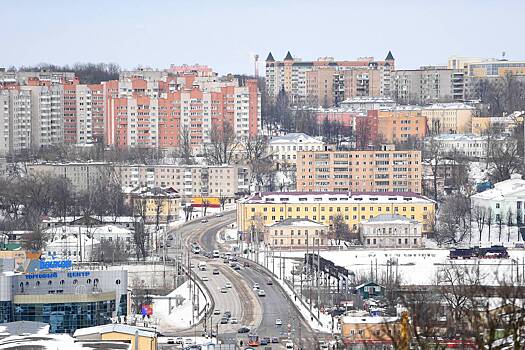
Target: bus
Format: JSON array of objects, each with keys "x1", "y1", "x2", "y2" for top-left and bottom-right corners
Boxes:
[{"x1": 248, "y1": 334, "x2": 260, "y2": 347}]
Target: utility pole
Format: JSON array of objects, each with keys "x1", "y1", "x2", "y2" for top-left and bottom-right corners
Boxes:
[{"x1": 317, "y1": 238, "x2": 321, "y2": 321}]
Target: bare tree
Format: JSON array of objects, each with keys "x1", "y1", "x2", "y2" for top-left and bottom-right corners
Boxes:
[
  {"x1": 486, "y1": 207, "x2": 494, "y2": 242},
  {"x1": 473, "y1": 206, "x2": 487, "y2": 242},
  {"x1": 435, "y1": 194, "x2": 471, "y2": 244},
  {"x1": 205, "y1": 121, "x2": 240, "y2": 165},
  {"x1": 507, "y1": 209, "x2": 514, "y2": 242},
  {"x1": 329, "y1": 214, "x2": 351, "y2": 245},
  {"x1": 175, "y1": 126, "x2": 194, "y2": 165},
  {"x1": 487, "y1": 138, "x2": 522, "y2": 183},
  {"x1": 423, "y1": 135, "x2": 443, "y2": 203}
]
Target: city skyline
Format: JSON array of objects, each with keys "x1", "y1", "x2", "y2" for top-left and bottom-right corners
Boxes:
[{"x1": 3, "y1": 0, "x2": 525, "y2": 75}]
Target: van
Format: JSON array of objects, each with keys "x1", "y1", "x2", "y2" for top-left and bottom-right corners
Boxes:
[
  {"x1": 198, "y1": 262, "x2": 207, "y2": 271},
  {"x1": 213, "y1": 250, "x2": 220, "y2": 258}
]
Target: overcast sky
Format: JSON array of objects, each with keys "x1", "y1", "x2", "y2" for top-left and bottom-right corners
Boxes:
[{"x1": 3, "y1": 0, "x2": 524, "y2": 75}]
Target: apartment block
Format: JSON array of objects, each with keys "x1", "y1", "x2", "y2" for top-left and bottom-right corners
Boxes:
[
  {"x1": 25, "y1": 162, "x2": 113, "y2": 192},
  {"x1": 117, "y1": 164, "x2": 250, "y2": 199},
  {"x1": 377, "y1": 110, "x2": 427, "y2": 143},
  {"x1": 237, "y1": 191, "x2": 436, "y2": 234},
  {"x1": 422, "y1": 103, "x2": 475, "y2": 134},
  {"x1": 265, "y1": 51, "x2": 394, "y2": 106},
  {"x1": 296, "y1": 146, "x2": 422, "y2": 193},
  {"x1": 392, "y1": 66, "x2": 466, "y2": 105},
  {"x1": 0, "y1": 89, "x2": 32, "y2": 155}
]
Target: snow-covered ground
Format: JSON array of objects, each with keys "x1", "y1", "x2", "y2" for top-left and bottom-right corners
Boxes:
[{"x1": 153, "y1": 280, "x2": 208, "y2": 333}]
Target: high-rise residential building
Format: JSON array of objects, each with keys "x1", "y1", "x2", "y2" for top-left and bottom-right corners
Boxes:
[
  {"x1": 296, "y1": 145, "x2": 422, "y2": 193},
  {"x1": 265, "y1": 51, "x2": 395, "y2": 106},
  {"x1": 0, "y1": 89, "x2": 32, "y2": 155},
  {"x1": 392, "y1": 66, "x2": 466, "y2": 105}
]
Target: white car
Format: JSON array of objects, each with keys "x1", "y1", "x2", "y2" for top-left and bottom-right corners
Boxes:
[
  {"x1": 230, "y1": 317, "x2": 238, "y2": 324},
  {"x1": 184, "y1": 338, "x2": 194, "y2": 346},
  {"x1": 225, "y1": 282, "x2": 232, "y2": 288},
  {"x1": 275, "y1": 318, "x2": 282, "y2": 326},
  {"x1": 257, "y1": 289, "x2": 266, "y2": 297},
  {"x1": 285, "y1": 341, "x2": 294, "y2": 349},
  {"x1": 213, "y1": 309, "x2": 220, "y2": 315},
  {"x1": 253, "y1": 283, "x2": 260, "y2": 290},
  {"x1": 201, "y1": 276, "x2": 209, "y2": 282}
]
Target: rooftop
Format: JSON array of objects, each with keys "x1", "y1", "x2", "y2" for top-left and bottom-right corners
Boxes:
[
  {"x1": 362, "y1": 214, "x2": 420, "y2": 225},
  {"x1": 73, "y1": 324, "x2": 157, "y2": 338},
  {"x1": 269, "y1": 133, "x2": 323, "y2": 144},
  {"x1": 472, "y1": 174, "x2": 525, "y2": 201},
  {"x1": 429, "y1": 133, "x2": 487, "y2": 142},
  {"x1": 240, "y1": 191, "x2": 434, "y2": 205},
  {"x1": 340, "y1": 316, "x2": 398, "y2": 324}
]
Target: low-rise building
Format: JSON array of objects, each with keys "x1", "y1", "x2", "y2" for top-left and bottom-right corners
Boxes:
[
  {"x1": 422, "y1": 103, "x2": 476, "y2": 134},
  {"x1": 296, "y1": 145, "x2": 422, "y2": 193},
  {"x1": 360, "y1": 214, "x2": 424, "y2": 248},
  {"x1": 268, "y1": 133, "x2": 324, "y2": 167},
  {"x1": 265, "y1": 218, "x2": 329, "y2": 248},
  {"x1": 340, "y1": 313, "x2": 400, "y2": 350},
  {"x1": 427, "y1": 133, "x2": 488, "y2": 159},
  {"x1": 237, "y1": 191, "x2": 436, "y2": 235},
  {"x1": 471, "y1": 174, "x2": 525, "y2": 225},
  {"x1": 126, "y1": 186, "x2": 181, "y2": 224},
  {"x1": 74, "y1": 324, "x2": 157, "y2": 350}
]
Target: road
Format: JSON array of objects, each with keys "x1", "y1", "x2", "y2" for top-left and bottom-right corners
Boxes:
[{"x1": 193, "y1": 213, "x2": 319, "y2": 349}]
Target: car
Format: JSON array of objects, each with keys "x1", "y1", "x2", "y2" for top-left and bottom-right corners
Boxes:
[
  {"x1": 275, "y1": 318, "x2": 282, "y2": 326},
  {"x1": 271, "y1": 337, "x2": 279, "y2": 343},
  {"x1": 220, "y1": 287, "x2": 228, "y2": 293},
  {"x1": 223, "y1": 311, "x2": 231, "y2": 318},
  {"x1": 166, "y1": 242, "x2": 172, "y2": 248},
  {"x1": 253, "y1": 283, "x2": 260, "y2": 290},
  {"x1": 212, "y1": 250, "x2": 220, "y2": 258},
  {"x1": 229, "y1": 261, "x2": 237, "y2": 268},
  {"x1": 175, "y1": 337, "x2": 183, "y2": 345},
  {"x1": 223, "y1": 258, "x2": 229, "y2": 264},
  {"x1": 257, "y1": 289, "x2": 266, "y2": 297},
  {"x1": 212, "y1": 269, "x2": 219, "y2": 275},
  {"x1": 167, "y1": 235, "x2": 174, "y2": 241},
  {"x1": 243, "y1": 261, "x2": 250, "y2": 267},
  {"x1": 215, "y1": 212, "x2": 223, "y2": 217},
  {"x1": 201, "y1": 218, "x2": 208, "y2": 223},
  {"x1": 260, "y1": 338, "x2": 269, "y2": 346},
  {"x1": 225, "y1": 282, "x2": 232, "y2": 288},
  {"x1": 237, "y1": 327, "x2": 250, "y2": 333},
  {"x1": 230, "y1": 317, "x2": 238, "y2": 324},
  {"x1": 167, "y1": 338, "x2": 175, "y2": 344},
  {"x1": 220, "y1": 317, "x2": 229, "y2": 324},
  {"x1": 267, "y1": 279, "x2": 273, "y2": 285},
  {"x1": 201, "y1": 276, "x2": 209, "y2": 282},
  {"x1": 285, "y1": 341, "x2": 294, "y2": 349},
  {"x1": 184, "y1": 338, "x2": 194, "y2": 345},
  {"x1": 213, "y1": 309, "x2": 220, "y2": 315},
  {"x1": 233, "y1": 264, "x2": 241, "y2": 271}
]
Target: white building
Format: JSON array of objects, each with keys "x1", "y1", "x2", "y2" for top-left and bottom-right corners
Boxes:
[
  {"x1": 340, "y1": 96, "x2": 397, "y2": 110},
  {"x1": 360, "y1": 214, "x2": 424, "y2": 248},
  {"x1": 45, "y1": 235, "x2": 100, "y2": 262},
  {"x1": 428, "y1": 134, "x2": 488, "y2": 159},
  {"x1": 44, "y1": 224, "x2": 133, "y2": 245},
  {"x1": 268, "y1": 133, "x2": 324, "y2": 165},
  {"x1": 471, "y1": 174, "x2": 525, "y2": 225}
]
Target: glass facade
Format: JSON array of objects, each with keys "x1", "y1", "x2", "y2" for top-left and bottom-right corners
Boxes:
[
  {"x1": 14, "y1": 300, "x2": 116, "y2": 334},
  {"x1": 0, "y1": 301, "x2": 12, "y2": 323}
]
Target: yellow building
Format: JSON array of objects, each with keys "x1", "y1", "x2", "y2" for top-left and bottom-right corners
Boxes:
[
  {"x1": 422, "y1": 103, "x2": 475, "y2": 134},
  {"x1": 74, "y1": 324, "x2": 157, "y2": 350},
  {"x1": 128, "y1": 186, "x2": 181, "y2": 223},
  {"x1": 237, "y1": 191, "x2": 436, "y2": 234},
  {"x1": 340, "y1": 314, "x2": 400, "y2": 348}
]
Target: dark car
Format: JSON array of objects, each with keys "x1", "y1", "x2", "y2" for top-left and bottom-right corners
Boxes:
[
  {"x1": 243, "y1": 262, "x2": 250, "y2": 267},
  {"x1": 237, "y1": 327, "x2": 250, "y2": 333},
  {"x1": 267, "y1": 279, "x2": 273, "y2": 285},
  {"x1": 220, "y1": 318, "x2": 229, "y2": 324},
  {"x1": 223, "y1": 311, "x2": 232, "y2": 318},
  {"x1": 233, "y1": 264, "x2": 241, "y2": 271},
  {"x1": 212, "y1": 269, "x2": 219, "y2": 275},
  {"x1": 260, "y1": 338, "x2": 269, "y2": 345}
]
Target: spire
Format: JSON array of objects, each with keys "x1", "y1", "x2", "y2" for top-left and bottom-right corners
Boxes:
[
  {"x1": 385, "y1": 51, "x2": 394, "y2": 61},
  {"x1": 266, "y1": 52, "x2": 275, "y2": 62},
  {"x1": 284, "y1": 51, "x2": 293, "y2": 61}
]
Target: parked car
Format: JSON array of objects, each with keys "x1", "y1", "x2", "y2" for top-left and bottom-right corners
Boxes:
[
  {"x1": 260, "y1": 338, "x2": 269, "y2": 345},
  {"x1": 212, "y1": 269, "x2": 219, "y2": 275}
]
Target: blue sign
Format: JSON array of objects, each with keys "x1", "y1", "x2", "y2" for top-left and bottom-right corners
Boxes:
[{"x1": 39, "y1": 259, "x2": 73, "y2": 270}]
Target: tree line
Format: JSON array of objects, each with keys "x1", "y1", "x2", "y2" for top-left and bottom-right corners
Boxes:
[{"x1": 8, "y1": 63, "x2": 121, "y2": 84}]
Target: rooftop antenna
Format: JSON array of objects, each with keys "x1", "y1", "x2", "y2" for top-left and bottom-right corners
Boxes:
[{"x1": 253, "y1": 54, "x2": 259, "y2": 78}]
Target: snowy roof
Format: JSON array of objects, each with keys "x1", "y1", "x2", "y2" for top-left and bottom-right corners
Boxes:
[
  {"x1": 0, "y1": 334, "x2": 84, "y2": 350},
  {"x1": 269, "y1": 218, "x2": 327, "y2": 228},
  {"x1": 472, "y1": 175, "x2": 525, "y2": 201},
  {"x1": 73, "y1": 324, "x2": 157, "y2": 338},
  {"x1": 340, "y1": 316, "x2": 398, "y2": 324},
  {"x1": 362, "y1": 214, "x2": 419, "y2": 225},
  {"x1": 42, "y1": 216, "x2": 137, "y2": 224},
  {"x1": 269, "y1": 133, "x2": 323, "y2": 145},
  {"x1": 241, "y1": 191, "x2": 435, "y2": 205},
  {"x1": 341, "y1": 96, "x2": 396, "y2": 104},
  {"x1": 423, "y1": 102, "x2": 475, "y2": 110},
  {"x1": 46, "y1": 235, "x2": 101, "y2": 246},
  {"x1": 44, "y1": 225, "x2": 132, "y2": 237},
  {"x1": 0, "y1": 321, "x2": 49, "y2": 337}
]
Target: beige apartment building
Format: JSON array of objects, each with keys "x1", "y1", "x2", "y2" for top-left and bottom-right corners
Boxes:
[
  {"x1": 25, "y1": 162, "x2": 112, "y2": 192},
  {"x1": 422, "y1": 103, "x2": 476, "y2": 134},
  {"x1": 296, "y1": 146, "x2": 421, "y2": 193},
  {"x1": 265, "y1": 218, "x2": 329, "y2": 248},
  {"x1": 118, "y1": 164, "x2": 250, "y2": 199}
]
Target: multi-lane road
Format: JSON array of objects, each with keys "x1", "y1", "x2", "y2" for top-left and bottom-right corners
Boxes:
[{"x1": 166, "y1": 211, "x2": 319, "y2": 349}]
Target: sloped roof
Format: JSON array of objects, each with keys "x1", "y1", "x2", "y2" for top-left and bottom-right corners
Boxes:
[
  {"x1": 269, "y1": 218, "x2": 327, "y2": 228},
  {"x1": 363, "y1": 214, "x2": 420, "y2": 225},
  {"x1": 266, "y1": 52, "x2": 275, "y2": 62},
  {"x1": 385, "y1": 51, "x2": 395, "y2": 61},
  {"x1": 284, "y1": 51, "x2": 293, "y2": 60},
  {"x1": 472, "y1": 175, "x2": 525, "y2": 201},
  {"x1": 73, "y1": 324, "x2": 157, "y2": 338}
]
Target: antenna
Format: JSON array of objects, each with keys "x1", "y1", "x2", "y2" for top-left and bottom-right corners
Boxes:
[{"x1": 253, "y1": 54, "x2": 259, "y2": 78}]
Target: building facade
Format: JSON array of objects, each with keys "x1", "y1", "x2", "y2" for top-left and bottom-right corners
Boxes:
[
  {"x1": 268, "y1": 133, "x2": 324, "y2": 166},
  {"x1": 296, "y1": 146, "x2": 422, "y2": 193},
  {"x1": 0, "y1": 266, "x2": 128, "y2": 334},
  {"x1": 265, "y1": 51, "x2": 395, "y2": 106},
  {"x1": 265, "y1": 218, "x2": 329, "y2": 248},
  {"x1": 237, "y1": 191, "x2": 436, "y2": 234},
  {"x1": 428, "y1": 133, "x2": 489, "y2": 159},
  {"x1": 422, "y1": 103, "x2": 476, "y2": 134},
  {"x1": 360, "y1": 214, "x2": 424, "y2": 248}
]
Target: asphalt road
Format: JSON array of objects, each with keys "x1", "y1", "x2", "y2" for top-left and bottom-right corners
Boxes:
[{"x1": 192, "y1": 213, "x2": 319, "y2": 349}]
